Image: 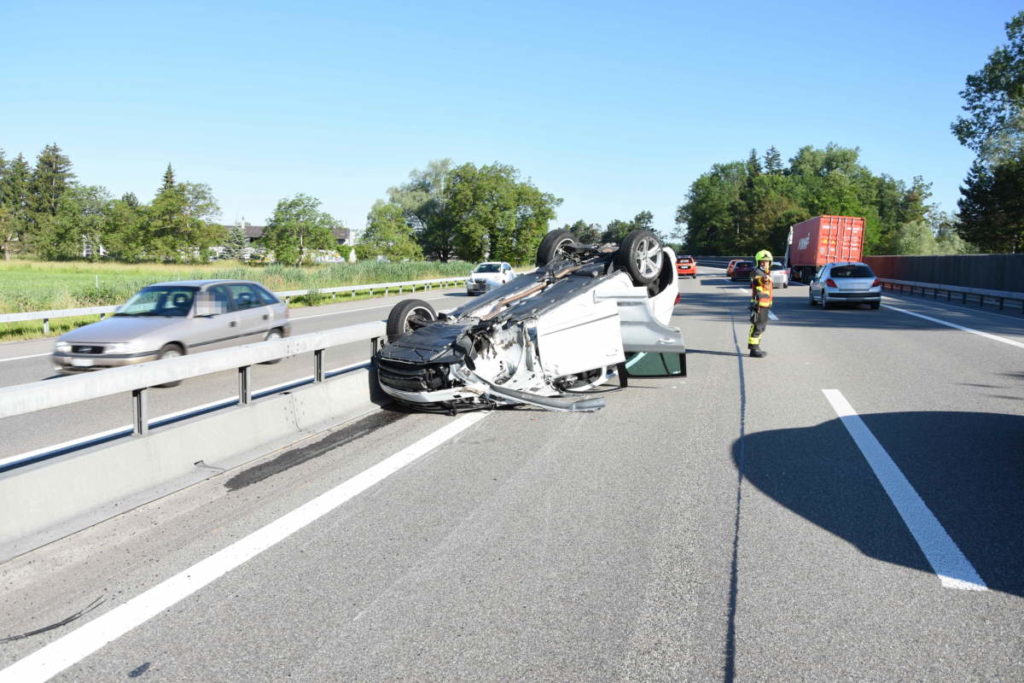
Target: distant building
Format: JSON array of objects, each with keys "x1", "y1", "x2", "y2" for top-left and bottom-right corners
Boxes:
[{"x1": 240, "y1": 221, "x2": 351, "y2": 247}]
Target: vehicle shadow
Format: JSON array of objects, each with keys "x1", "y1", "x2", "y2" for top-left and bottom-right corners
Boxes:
[{"x1": 734, "y1": 410, "x2": 1024, "y2": 596}]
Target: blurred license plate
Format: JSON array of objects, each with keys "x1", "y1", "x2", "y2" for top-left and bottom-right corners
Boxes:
[{"x1": 70, "y1": 358, "x2": 94, "y2": 367}]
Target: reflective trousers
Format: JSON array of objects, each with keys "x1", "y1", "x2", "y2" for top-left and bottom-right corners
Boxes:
[{"x1": 748, "y1": 306, "x2": 769, "y2": 348}]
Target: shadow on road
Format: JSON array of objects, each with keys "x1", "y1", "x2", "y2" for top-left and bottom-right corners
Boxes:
[{"x1": 734, "y1": 411, "x2": 1024, "y2": 596}]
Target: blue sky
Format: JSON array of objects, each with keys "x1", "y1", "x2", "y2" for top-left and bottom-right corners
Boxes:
[{"x1": 1, "y1": 0, "x2": 1019, "y2": 238}]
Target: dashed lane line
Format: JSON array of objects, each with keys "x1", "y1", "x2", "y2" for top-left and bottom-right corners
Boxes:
[{"x1": 823, "y1": 389, "x2": 986, "y2": 591}]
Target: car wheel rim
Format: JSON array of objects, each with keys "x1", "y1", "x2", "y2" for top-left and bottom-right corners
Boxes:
[
  {"x1": 633, "y1": 238, "x2": 663, "y2": 279},
  {"x1": 266, "y1": 330, "x2": 281, "y2": 342},
  {"x1": 161, "y1": 349, "x2": 181, "y2": 360}
]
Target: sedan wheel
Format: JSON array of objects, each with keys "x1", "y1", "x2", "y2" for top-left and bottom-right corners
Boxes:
[
  {"x1": 261, "y1": 328, "x2": 284, "y2": 364},
  {"x1": 155, "y1": 344, "x2": 184, "y2": 388},
  {"x1": 822, "y1": 292, "x2": 831, "y2": 310}
]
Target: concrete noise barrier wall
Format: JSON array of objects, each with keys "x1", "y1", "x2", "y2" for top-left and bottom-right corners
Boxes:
[{"x1": 0, "y1": 368, "x2": 385, "y2": 562}]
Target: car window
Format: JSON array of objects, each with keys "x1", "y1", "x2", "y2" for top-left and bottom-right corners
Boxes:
[
  {"x1": 227, "y1": 283, "x2": 267, "y2": 310},
  {"x1": 831, "y1": 265, "x2": 874, "y2": 278},
  {"x1": 205, "y1": 285, "x2": 234, "y2": 314},
  {"x1": 474, "y1": 263, "x2": 500, "y2": 273},
  {"x1": 251, "y1": 284, "x2": 280, "y2": 305},
  {"x1": 117, "y1": 286, "x2": 197, "y2": 317}
]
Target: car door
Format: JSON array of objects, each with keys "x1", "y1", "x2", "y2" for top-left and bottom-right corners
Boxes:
[
  {"x1": 190, "y1": 284, "x2": 244, "y2": 351},
  {"x1": 225, "y1": 283, "x2": 273, "y2": 344}
]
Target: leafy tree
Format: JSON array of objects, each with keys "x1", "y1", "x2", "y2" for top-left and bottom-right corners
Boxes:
[
  {"x1": 360, "y1": 200, "x2": 423, "y2": 260},
  {"x1": 34, "y1": 185, "x2": 112, "y2": 260},
  {"x1": 676, "y1": 144, "x2": 932, "y2": 255},
  {"x1": 388, "y1": 159, "x2": 455, "y2": 261},
  {"x1": 148, "y1": 179, "x2": 224, "y2": 262},
  {"x1": 103, "y1": 195, "x2": 149, "y2": 262},
  {"x1": 260, "y1": 194, "x2": 337, "y2": 265},
  {"x1": 565, "y1": 219, "x2": 601, "y2": 244},
  {"x1": 951, "y1": 11, "x2": 1024, "y2": 162}
]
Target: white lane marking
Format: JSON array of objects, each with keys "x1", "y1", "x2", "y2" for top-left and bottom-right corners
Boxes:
[
  {"x1": 822, "y1": 389, "x2": 986, "y2": 591},
  {"x1": 0, "y1": 362, "x2": 370, "y2": 470},
  {"x1": 0, "y1": 352, "x2": 49, "y2": 364},
  {"x1": 0, "y1": 411, "x2": 489, "y2": 683},
  {"x1": 884, "y1": 302, "x2": 1024, "y2": 350},
  {"x1": 768, "y1": 311, "x2": 779, "y2": 321}
]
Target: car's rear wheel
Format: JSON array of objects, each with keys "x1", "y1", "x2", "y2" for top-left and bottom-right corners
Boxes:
[
  {"x1": 536, "y1": 229, "x2": 577, "y2": 267},
  {"x1": 821, "y1": 292, "x2": 831, "y2": 310},
  {"x1": 808, "y1": 289, "x2": 816, "y2": 305},
  {"x1": 261, "y1": 327, "x2": 285, "y2": 364},
  {"x1": 616, "y1": 229, "x2": 664, "y2": 286},
  {"x1": 386, "y1": 299, "x2": 437, "y2": 342},
  {"x1": 155, "y1": 344, "x2": 185, "y2": 388}
]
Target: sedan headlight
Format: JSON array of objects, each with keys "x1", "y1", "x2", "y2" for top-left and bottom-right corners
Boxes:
[
  {"x1": 104, "y1": 340, "x2": 148, "y2": 354},
  {"x1": 54, "y1": 341, "x2": 71, "y2": 353}
]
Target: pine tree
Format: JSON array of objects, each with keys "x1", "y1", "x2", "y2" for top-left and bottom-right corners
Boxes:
[
  {"x1": 30, "y1": 143, "x2": 75, "y2": 217},
  {"x1": 161, "y1": 164, "x2": 176, "y2": 192}
]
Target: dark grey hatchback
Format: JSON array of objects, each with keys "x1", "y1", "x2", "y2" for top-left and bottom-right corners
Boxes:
[{"x1": 53, "y1": 280, "x2": 291, "y2": 374}]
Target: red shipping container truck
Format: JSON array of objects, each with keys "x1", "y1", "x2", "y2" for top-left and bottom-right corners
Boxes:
[{"x1": 784, "y1": 215, "x2": 865, "y2": 283}]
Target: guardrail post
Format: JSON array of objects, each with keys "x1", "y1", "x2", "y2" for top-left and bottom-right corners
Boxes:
[
  {"x1": 238, "y1": 366, "x2": 251, "y2": 405},
  {"x1": 132, "y1": 388, "x2": 148, "y2": 435},
  {"x1": 43, "y1": 318, "x2": 50, "y2": 335},
  {"x1": 314, "y1": 349, "x2": 325, "y2": 382}
]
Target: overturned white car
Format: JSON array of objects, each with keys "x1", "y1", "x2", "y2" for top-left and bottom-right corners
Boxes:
[{"x1": 373, "y1": 229, "x2": 686, "y2": 412}]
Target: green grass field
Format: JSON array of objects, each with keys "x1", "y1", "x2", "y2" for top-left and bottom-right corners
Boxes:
[{"x1": 0, "y1": 259, "x2": 477, "y2": 342}]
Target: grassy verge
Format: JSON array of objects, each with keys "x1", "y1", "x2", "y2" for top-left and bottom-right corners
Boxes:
[{"x1": 0, "y1": 259, "x2": 475, "y2": 343}]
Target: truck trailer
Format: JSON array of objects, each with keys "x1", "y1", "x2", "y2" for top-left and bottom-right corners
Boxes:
[{"x1": 784, "y1": 215, "x2": 865, "y2": 283}]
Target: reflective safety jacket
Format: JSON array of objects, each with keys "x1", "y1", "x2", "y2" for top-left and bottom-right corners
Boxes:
[{"x1": 751, "y1": 267, "x2": 773, "y2": 308}]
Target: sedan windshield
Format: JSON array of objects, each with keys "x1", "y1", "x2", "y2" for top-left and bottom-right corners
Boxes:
[
  {"x1": 474, "y1": 263, "x2": 501, "y2": 273},
  {"x1": 116, "y1": 286, "x2": 197, "y2": 317}
]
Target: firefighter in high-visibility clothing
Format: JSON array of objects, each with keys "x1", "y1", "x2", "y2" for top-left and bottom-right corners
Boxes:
[{"x1": 748, "y1": 249, "x2": 773, "y2": 358}]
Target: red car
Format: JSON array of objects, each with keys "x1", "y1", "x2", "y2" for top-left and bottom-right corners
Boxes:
[
  {"x1": 675, "y1": 255, "x2": 697, "y2": 278},
  {"x1": 730, "y1": 260, "x2": 754, "y2": 281}
]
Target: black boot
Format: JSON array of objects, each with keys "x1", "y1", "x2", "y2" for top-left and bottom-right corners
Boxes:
[{"x1": 749, "y1": 347, "x2": 766, "y2": 358}]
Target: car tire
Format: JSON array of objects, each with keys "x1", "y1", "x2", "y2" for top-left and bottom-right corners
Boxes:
[
  {"x1": 386, "y1": 299, "x2": 437, "y2": 342},
  {"x1": 261, "y1": 328, "x2": 285, "y2": 364},
  {"x1": 616, "y1": 229, "x2": 664, "y2": 286},
  {"x1": 536, "y1": 229, "x2": 577, "y2": 267},
  {"x1": 155, "y1": 344, "x2": 185, "y2": 388},
  {"x1": 821, "y1": 292, "x2": 831, "y2": 310},
  {"x1": 870, "y1": 302, "x2": 880, "y2": 310},
  {"x1": 809, "y1": 290, "x2": 816, "y2": 305}
]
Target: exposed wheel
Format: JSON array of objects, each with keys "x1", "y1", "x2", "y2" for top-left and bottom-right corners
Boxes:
[
  {"x1": 386, "y1": 299, "x2": 437, "y2": 342},
  {"x1": 261, "y1": 328, "x2": 284, "y2": 364},
  {"x1": 155, "y1": 344, "x2": 185, "y2": 388},
  {"x1": 536, "y1": 229, "x2": 577, "y2": 267},
  {"x1": 821, "y1": 292, "x2": 831, "y2": 310},
  {"x1": 808, "y1": 289, "x2": 816, "y2": 305},
  {"x1": 616, "y1": 229, "x2": 664, "y2": 286}
]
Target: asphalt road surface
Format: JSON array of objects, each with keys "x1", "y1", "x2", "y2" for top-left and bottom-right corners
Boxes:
[{"x1": 1, "y1": 268, "x2": 1021, "y2": 681}]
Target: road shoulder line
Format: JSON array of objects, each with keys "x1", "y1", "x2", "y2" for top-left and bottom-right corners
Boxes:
[
  {"x1": 822, "y1": 389, "x2": 986, "y2": 591},
  {"x1": 0, "y1": 411, "x2": 490, "y2": 683}
]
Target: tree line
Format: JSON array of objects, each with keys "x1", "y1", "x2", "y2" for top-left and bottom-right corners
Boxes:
[{"x1": 677, "y1": 9, "x2": 1024, "y2": 257}]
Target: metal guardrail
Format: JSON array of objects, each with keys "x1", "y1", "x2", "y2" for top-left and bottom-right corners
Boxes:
[
  {"x1": 0, "y1": 277, "x2": 463, "y2": 333},
  {"x1": 0, "y1": 320, "x2": 385, "y2": 443},
  {"x1": 881, "y1": 278, "x2": 1024, "y2": 314}
]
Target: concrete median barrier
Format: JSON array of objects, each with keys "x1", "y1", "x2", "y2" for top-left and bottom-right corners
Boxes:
[{"x1": 0, "y1": 368, "x2": 387, "y2": 562}]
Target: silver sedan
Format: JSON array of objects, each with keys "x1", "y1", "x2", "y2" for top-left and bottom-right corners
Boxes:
[{"x1": 52, "y1": 280, "x2": 291, "y2": 374}]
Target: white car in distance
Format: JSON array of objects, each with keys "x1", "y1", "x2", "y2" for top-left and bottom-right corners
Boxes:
[{"x1": 466, "y1": 262, "x2": 516, "y2": 295}]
